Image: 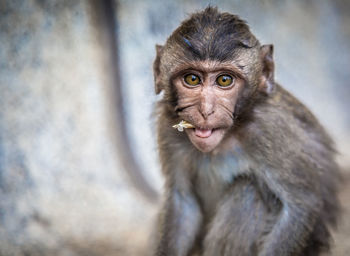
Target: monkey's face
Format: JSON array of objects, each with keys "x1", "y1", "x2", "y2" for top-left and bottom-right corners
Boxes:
[{"x1": 173, "y1": 61, "x2": 245, "y2": 153}]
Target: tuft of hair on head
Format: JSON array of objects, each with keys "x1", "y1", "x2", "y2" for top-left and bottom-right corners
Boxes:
[{"x1": 169, "y1": 6, "x2": 259, "y2": 62}]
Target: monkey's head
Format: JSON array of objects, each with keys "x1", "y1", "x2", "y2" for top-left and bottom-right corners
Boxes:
[{"x1": 154, "y1": 7, "x2": 274, "y2": 153}]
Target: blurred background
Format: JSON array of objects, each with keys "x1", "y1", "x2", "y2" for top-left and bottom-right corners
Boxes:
[{"x1": 0, "y1": 0, "x2": 349, "y2": 255}]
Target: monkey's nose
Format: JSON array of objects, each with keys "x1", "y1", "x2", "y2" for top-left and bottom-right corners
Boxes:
[
  {"x1": 199, "y1": 103, "x2": 215, "y2": 119},
  {"x1": 201, "y1": 109, "x2": 214, "y2": 119},
  {"x1": 199, "y1": 88, "x2": 216, "y2": 119}
]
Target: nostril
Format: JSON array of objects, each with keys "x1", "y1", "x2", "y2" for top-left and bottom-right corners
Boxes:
[
  {"x1": 199, "y1": 99, "x2": 215, "y2": 119},
  {"x1": 200, "y1": 109, "x2": 214, "y2": 119}
]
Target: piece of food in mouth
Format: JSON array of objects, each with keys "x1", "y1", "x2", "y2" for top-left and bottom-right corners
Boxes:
[{"x1": 172, "y1": 120, "x2": 195, "y2": 132}]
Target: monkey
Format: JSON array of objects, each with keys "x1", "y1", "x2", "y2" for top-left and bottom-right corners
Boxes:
[{"x1": 152, "y1": 7, "x2": 340, "y2": 256}]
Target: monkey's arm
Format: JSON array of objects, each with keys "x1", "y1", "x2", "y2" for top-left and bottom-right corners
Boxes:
[
  {"x1": 259, "y1": 169, "x2": 322, "y2": 256},
  {"x1": 156, "y1": 186, "x2": 202, "y2": 256}
]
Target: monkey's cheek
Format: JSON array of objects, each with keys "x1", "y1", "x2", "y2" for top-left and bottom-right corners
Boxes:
[{"x1": 185, "y1": 129, "x2": 226, "y2": 153}]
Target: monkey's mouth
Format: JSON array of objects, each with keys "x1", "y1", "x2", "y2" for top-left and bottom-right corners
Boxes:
[
  {"x1": 194, "y1": 128, "x2": 213, "y2": 138},
  {"x1": 186, "y1": 127, "x2": 225, "y2": 153},
  {"x1": 172, "y1": 120, "x2": 216, "y2": 138},
  {"x1": 173, "y1": 120, "x2": 226, "y2": 152}
]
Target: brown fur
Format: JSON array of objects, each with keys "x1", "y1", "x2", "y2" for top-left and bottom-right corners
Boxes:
[{"x1": 153, "y1": 7, "x2": 340, "y2": 256}]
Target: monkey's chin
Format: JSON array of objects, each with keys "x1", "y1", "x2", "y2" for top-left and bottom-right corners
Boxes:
[{"x1": 185, "y1": 128, "x2": 226, "y2": 153}]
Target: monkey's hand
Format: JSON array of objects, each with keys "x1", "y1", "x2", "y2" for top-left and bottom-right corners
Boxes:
[{"x1": 172, "y1": 120, "x2": 195, "y2": 132}]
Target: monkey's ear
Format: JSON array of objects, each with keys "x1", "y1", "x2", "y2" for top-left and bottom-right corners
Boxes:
[
  {"x1": 259, "y1": 44, "x2": 275, "y2": 94},
  {"x1": 153, "y1": 44, "x2": 164, "y2": 94}
]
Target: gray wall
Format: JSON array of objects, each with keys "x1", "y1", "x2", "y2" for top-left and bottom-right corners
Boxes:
[
  {"x1": 0, "y1": 0, "x2": 349, "y2": 255},
  {"x1": 0, "y1": 1, "x2": 156, "y2": 255}
]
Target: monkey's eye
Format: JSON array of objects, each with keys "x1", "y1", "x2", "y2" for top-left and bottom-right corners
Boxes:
[
  {"x1": 217, "y1": 75, "x2": 233, "y2": 87},
  {"x1": 184, "y1": 74, "x2": 200, "y2": 86}
]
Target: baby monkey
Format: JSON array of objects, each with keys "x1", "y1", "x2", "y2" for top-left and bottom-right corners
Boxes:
[{"x1": 153, "y1": 7, "x2": 340, "y2": 256}]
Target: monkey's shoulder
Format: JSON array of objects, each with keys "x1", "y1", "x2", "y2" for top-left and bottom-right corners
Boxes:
[
  {"x1": 270, "y1": 84, "x2": 320, "y2": 126},
  {"x1": 234, "y1": 84, "x2": 337, "y2": 168},
  {"x1": 255, "y1": 84, "x2": 334, "y2": 148}
]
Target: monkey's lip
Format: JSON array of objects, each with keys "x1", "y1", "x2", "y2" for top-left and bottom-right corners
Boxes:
[
  {"x1": 186, "y1": 127, "x2": 226, "y2": 153},
  {"x1": 194, "y1": 128, "x2": 213, "y2": 138}
]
